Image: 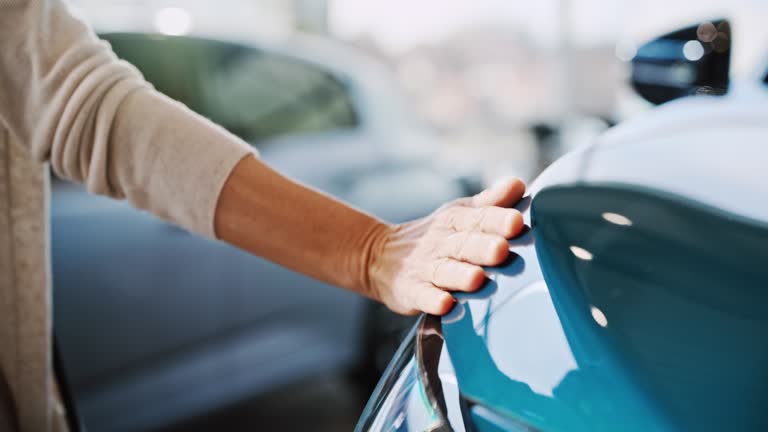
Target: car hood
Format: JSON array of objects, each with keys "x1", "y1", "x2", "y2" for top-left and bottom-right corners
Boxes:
[{"x1": 439, "y1": 92, "x2": 768, "y2": 431}]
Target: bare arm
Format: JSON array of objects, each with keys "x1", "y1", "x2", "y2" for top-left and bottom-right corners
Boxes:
[
  {"x1": 215, "y1": 155, "x2": 386, "y2": 296},
  {"x1": 216, "y1": 156, "x2": 526, "y2": 315},
  {"x1": 2, "y1": 0, "x2": 526, "y2": 316}
]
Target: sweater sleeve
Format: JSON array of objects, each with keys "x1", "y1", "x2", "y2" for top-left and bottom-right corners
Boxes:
[{"x1": 0, "y1": 0, "x2": 255, "y2": 238}]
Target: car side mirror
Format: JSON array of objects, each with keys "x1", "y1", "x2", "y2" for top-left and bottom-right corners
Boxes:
[{"x1": 631, "y1": 19, "x2": 731, "y2": 105}]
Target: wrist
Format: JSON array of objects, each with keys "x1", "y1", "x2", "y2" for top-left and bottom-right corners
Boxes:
[{"x1": 357, "y1": 220, "x2": 396, "y2": 301}]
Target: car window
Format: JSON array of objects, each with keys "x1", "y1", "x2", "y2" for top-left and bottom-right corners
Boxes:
[{"x1": 102, "y1": 33, "x2": 359, "y2": 144}]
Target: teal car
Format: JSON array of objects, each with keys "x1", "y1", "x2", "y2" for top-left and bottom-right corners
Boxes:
[{"x1": 356, "y1": 20, "x2": 768, "y2": 431}]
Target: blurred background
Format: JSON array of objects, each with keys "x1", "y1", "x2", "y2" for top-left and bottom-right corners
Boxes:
[{"x1": 52, "y1": 0, "x2": 768, "y2": 431}]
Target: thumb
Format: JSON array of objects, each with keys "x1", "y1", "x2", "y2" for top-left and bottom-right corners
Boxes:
[{"x1": 471, "y1": 178, "x2": 526, "y2": 208}]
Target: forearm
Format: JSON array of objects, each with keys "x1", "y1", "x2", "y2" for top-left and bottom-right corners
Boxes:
[{"x1": 214, "y1": 155, "x2": 389, "y2": 295}]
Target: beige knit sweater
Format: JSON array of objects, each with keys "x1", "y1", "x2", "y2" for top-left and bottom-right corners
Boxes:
[{"x1": 0, "y1": 1, "x2": 254, "y2": 430}]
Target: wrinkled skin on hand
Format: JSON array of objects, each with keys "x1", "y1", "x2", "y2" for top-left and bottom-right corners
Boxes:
[{"x1": 367, "y1": 178, "x2": 526, "y2": 315}]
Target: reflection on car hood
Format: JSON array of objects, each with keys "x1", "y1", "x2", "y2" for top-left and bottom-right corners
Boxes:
[{"x1": 440, "y1": 94, "x2": 768, "y2": 431}]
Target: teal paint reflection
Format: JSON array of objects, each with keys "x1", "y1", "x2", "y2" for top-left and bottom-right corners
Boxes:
[
  {"x1": 533, "y1": 184, "x2": 768, "y2": 431},
  {"x1": 441, "y1": 183, "x2": 768, "y2": 431},
  {"x1": 443, "y1": 290, "x2": 667, "y2": 431}
]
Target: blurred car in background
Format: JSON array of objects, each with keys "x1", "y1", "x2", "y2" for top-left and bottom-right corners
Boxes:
[
  {"x1": 357, "y1": 19, "x2": 768, "y2": 431},
  {"x1": 52, "y1": 33, "x2": 479, "y2": 432}
]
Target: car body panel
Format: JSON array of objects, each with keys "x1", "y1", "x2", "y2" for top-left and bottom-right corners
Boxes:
[{"x1": 438, "y1": 88, "x2": 768, "y2": 431}]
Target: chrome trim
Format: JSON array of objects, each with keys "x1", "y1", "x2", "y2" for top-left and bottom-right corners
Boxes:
[{"x1": 415, "y1": 315, "x2": 452, "y2": 432}]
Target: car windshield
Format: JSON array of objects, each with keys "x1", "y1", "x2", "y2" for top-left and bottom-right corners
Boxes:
[
  {"x1": 531, "y1": 183, "x2": 768, "y2": 431},
  {"x1": 102, "y1": 33, "x2": 359, "y2": 144}
]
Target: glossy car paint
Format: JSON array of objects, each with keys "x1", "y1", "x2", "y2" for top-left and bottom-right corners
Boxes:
[{"x1": 432, "y1": 88, "x2": 768, "y2": 431}]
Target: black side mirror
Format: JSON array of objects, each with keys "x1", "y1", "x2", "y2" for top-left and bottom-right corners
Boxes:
[{"x1": 631, "y1": 19, "x2": 731, "y2": 105}]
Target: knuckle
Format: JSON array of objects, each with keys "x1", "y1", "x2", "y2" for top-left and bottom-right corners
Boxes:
[
  {"x1": 433, "y1": 235, "x2": 450, "y2": 258},
  {"x1": 438, "y1": 206, "x2": 466, "y2": 231},
  {"x1": 435, "y1": 208, "x2": 454, "y2": 228},
  {"x1": 473, "y1": 207, "x2": 489, "y2": 230},
  {"x1": 425, "y1": 240, "x2": 441, "y2": 259},
  {"x1": 450, "y1": 197, "x2": 472, "y2": 209},
  {"x1": 430, "y1": 257, "x2": 450, "y2": 283},
  {"x1": 453, "y1": 232, "x2": 470, "y2": 260},
  {"x1": 446, "y1": 207, "x2": 464, "y2": 230}
]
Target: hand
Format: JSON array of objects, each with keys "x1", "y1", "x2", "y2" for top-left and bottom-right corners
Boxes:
[{"x1": 367, "y1": 178, "x2": 526, "y2": 315}]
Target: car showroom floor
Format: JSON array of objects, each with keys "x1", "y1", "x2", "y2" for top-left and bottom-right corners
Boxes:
[{"x1": 159, "y1": 373, "x2": 365, "y2": 432}]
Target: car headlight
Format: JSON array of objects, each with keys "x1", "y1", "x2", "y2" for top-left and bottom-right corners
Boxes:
[{"x1": 355, "y1": 316, "x2": 450, "y2": 432}]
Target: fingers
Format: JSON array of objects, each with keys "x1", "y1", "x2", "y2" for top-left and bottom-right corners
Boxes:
[
  {"x1": 375, "y1": 178, "x2": 527, "y2": 317},
  {"x1": 430, "y1": 258, "x2": 485, "y2": 291},
  {"x1": 437, "y1": 232, "x2": 509, "y2": 266},
  {"x1": 413, "y1": 283, "x2": 456, "y2": 315},
  {"x1": 442, "y1": 206, "x2": 523, "y2": 238},
  {"x1": 472, "y1": 178, "x2": 526, "y2": 208}
]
